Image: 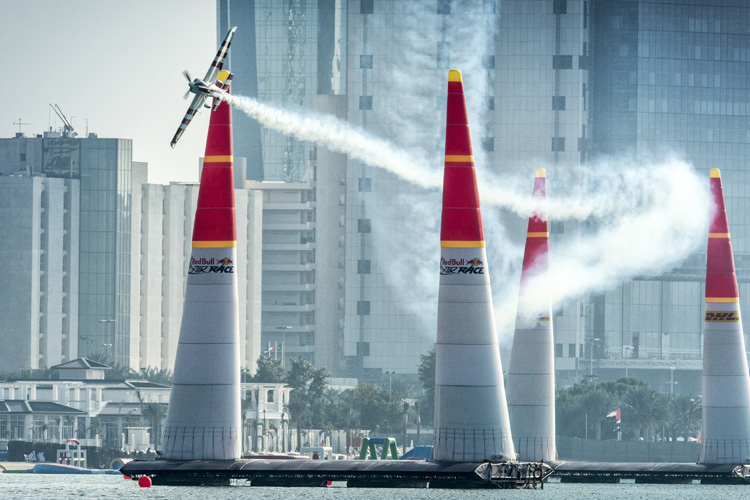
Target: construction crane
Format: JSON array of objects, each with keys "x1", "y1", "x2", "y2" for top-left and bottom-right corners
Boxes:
[{"x1": 49, "y1": 103, "x2": 77, "y2": 138}]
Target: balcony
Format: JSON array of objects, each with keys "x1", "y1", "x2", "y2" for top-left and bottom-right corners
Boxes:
[
  {"x1": 262, "y1": 283, "x2": 315, "y2": 292},
  {"x1": 264, "y1": 201, "x2": 313, "y2": 211},
  {"x1": 263, "y1": 243, "x2": 316, "y2": 251},
  {"x1": 262, "y1": 222, "x2": 314, "y2": 231},
  {"x1": 263, "y1": 263, "x2": 314, "y2": 272},
  {"x1": 262, "y1": 304, "x2": 315, "y2": 313}
]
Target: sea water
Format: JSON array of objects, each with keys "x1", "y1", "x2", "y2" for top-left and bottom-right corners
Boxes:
[{"x1": 1, "y1": 474, "x2": 749, "y2": 500}]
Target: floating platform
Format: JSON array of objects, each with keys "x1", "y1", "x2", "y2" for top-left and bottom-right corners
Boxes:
[
  {"x1": 549, "y1": 461, "x2": 750, "y2": 484},
  {"x1": 120, "y1": 459, "x2": 551, "y2": 488}
]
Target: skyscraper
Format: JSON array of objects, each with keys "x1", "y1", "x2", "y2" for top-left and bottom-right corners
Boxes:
[
  {"x1": 590, "y1": 0, "x2": 750, "y2": 392},
  {"x1": 216, "y1": 0, "x2": 750, "y2": 390},
  {"x1": 0, "y1": 133, "x2": 132, "y2": 368}
]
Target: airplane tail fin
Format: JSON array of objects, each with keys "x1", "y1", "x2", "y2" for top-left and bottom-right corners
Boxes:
[{"x1": 218, "y1": 71, "x2": 234, "y2": 90}]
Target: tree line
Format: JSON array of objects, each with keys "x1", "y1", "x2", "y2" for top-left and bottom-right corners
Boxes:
[{"x1": 248, "y1": 356, "x2": 428, "y2": 443}]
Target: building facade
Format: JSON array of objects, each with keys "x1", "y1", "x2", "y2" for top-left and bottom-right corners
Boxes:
[
  {"x1": 0, "y1": 173, "x2": 79, "y2": 371},
  {"x1": 0, "y1": 133, "x2": 132, "y2": 369},
  {"x1": 131, "y1": 162, "x2": 263, "y2": 373}
]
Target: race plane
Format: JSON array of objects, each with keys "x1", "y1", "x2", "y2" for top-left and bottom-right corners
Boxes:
[{"x1": 170, "y1": 26, "x2": 237, "y2": 148}]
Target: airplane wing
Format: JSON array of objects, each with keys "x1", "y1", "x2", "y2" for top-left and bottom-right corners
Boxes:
[
  {"x1": 202, "y1": 26, "x2": 237, "y2": 83},
  {"x1": 170, "y1": 93, "x2": 206, "y2": 148}
]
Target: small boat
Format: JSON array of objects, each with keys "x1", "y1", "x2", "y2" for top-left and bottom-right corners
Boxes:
[{"x1": 31, "y1": 463, "x2": 121, "y2": 475}]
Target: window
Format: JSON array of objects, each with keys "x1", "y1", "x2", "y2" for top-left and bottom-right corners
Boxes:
[
  {"x1": 569, "y1": 343, "x2": 576, "y2": 358},
  {"x1": 552, "y1": 55, "x2": 573, "y2": 69},
  {"x1": 267, "y1": 390, "x2": 275, "y2": 403},
  {"x1": 358, "y1": 178, "x2": 371, "y2": 192},
  {"x1": 555, "y1": 343, "x2": 563, "y2": 358},
  {"x1": 482, "y1": 55, "x2": 495, "y2": 70},
  {"x1": 553, "y1": 0, "x2": 567, "y2": 14},
  {"x1": 357, "y1": 301, "x2": 370, "y2": 315},
  {"x1": 20, "y1": 153, "x2": 26, "y2": 162},
  {"x1": 552, "y1": 137, "x2": 565, "y2": 151},
  {"x1": 357, "y1": 341, "x2": 370, "y2": 356},
  {"x1": 483, "y1": 96, "x2": 495, "y2": 110},
  {"x1": 552, "y1": 96, "x2": 566, "y2": 110},
  {"x1": 358, "y1": 260, "x2": 371, "y2": 274},
  {"x1": 481, "y1": 137, "x2": 494, "y2": 152},
  {"x1": 360, "y1": 55, "x2": 373, "y2": 69},
  {"x1": 359, "y1": 96, "x2": 373, "y2": 110},
  {"x1": 361, "y1": 0, "x2": 373, "y2": 14},
  {"x1": 358, "y1": 219, "x2": 371, "y2": 233},
  {"x1": 11, "y1": 416, "x2": 24, "y2": 439}
]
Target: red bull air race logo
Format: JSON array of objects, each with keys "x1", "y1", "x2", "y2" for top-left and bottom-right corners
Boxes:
[
  {"x1": 189, "y1": 256, "x2": 234, "y2": 274},
  {"x1": 440, "y1": 257, "x2": 485, "y2": 275}
]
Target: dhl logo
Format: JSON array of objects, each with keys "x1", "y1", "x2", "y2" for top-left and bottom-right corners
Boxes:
[{"x1": 705, "y1": 311, "x2": 740, "y2": 322}]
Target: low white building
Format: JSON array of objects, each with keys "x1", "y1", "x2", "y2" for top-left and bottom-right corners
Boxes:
[
  {"x1": 241, "y1": 383, "x2": 291, "y2": 453},
  {"x1": 0, "y1": 358, "x2": 170, "y2": 448}
]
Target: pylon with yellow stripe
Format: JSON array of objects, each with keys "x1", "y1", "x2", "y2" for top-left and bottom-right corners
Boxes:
[
  {"x1": 699, "y1": 168, "x2": 750, "y2": 463},
  {"x1": 162, "y1": 91, "x2": 242, "y2": 460},
  {"x1": 506, "y1": 168, "x2": 557, "y2": 462},
  {"x1": 433, "y1": 69, "x2": 516, "y2": 462}
]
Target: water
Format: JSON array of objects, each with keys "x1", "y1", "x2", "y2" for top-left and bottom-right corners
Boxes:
[{"x1": 2, "y1": 475, "x2": 750, "y2": 500}]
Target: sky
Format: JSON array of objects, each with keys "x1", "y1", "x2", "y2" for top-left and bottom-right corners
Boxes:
[{"x1": 1, "y1": 0, "x2": 216, "y2": 184}]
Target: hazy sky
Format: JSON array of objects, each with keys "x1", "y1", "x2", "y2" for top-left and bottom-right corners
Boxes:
[{"x1": 1, "y1": 0, "x2": 216, "y2": 184}]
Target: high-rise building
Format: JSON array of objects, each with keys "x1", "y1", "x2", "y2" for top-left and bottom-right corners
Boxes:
[
  {"x1": 588, "y1": 0, "x2": 750, "y2": 393},
  {"x1": 216, "y1": 0, "x2": 750, "y2": 390},
  {"x1": 0, "y1": 132, "x2": 132, "y2": 369},
  {"x1": 131, "y1": 163, "x2": 263, "y2": 373},
  {"x1": 245, "y1": 107, "x2": 348, "y2": 372},
  {"x1": 0, "y1": 173, "x2": 79, "y2": 371},
  {"x1": 218, "y1": 0, "x2": 343, "y2": 181}
]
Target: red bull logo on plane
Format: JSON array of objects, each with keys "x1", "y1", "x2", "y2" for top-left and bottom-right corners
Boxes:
[
  {"x1": 440, "y1": 256, "x2": 485, "y2": 275},
  {"x1": 189, "y1": 256, "x2": 235, "y2": 274}
]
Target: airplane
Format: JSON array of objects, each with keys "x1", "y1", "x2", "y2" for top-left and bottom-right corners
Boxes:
[{"x1": 170, "y1": 26, "x2": 237, "y2": 148}]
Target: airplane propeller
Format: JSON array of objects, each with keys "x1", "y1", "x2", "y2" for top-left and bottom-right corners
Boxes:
[{"x1": 182, "y1": 70, "x2": 192, "y2": 100}]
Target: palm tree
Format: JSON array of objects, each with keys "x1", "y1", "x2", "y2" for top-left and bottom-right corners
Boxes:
[
  {"x1": 670, "y1": 395, "x2": 701, "y2": 441},
  {"x1": 624, "y1": 386, "x2": 669, "y2": 441},
  {"x1": 141, "y1": 403, "x2": 168, "y2": 448}
]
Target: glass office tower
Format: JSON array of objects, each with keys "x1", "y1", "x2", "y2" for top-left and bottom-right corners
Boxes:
[{"x1": 590, "y1": 0, "x2": 750, "y2": 393}]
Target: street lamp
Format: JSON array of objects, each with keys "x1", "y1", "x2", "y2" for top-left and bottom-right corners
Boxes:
[
  {"x1": 263, "y1": 409, "x2": 267, "y2": 452},
  {"x1": 276, "y1": 326, "x2": 292, "y2": 368},
  {"x1": 624, "y1": 345, "x2": 634, "y2": 378},
  {"x1": 414, "y1": 401, "x2": 421, "y2": 446},
  {"x1": 585, "y1": 337, "x2": 600, "y2": 383},
  {"x1": 385, "y1": 371, "x2": 395, "y2": 402},
  {"x1": 667, "y1": 367, "x2": 677, "y2": 395},
  {"x1": 98, "y1": 319, "x2": 116, "y2": 365},
  {"x1": 402, "y1": 401, "x2": 409, "y2": 455}
]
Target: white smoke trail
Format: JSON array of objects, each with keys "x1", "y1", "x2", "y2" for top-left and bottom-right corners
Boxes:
[
  {"x1": 226, "y1": 93, "x2": 704, "y2": 226},
  {"x1": 224, "y1": 93, "x2": 441, "y2": 190},
  {"x1": 492, "y1": 157, "x2": 710, "y2": 338},
  {"x1": 226, "y1": 92, "x2": 710, "y2": 346}
]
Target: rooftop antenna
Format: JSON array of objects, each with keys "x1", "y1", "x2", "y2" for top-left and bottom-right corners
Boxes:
[
  {"x1": 13, "y1": 118, "x2": 32, "y2": 136},
  {"x1": 49, "y1": 103, "x2": 77, "y2": 138}
]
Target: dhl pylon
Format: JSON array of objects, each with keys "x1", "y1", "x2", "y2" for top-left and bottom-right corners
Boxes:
[
  {"x1": 161, "y1": 93, "x2": 242, "y2": 460},
  {"x1": 506, "y1": 168, "x2": 557, "y2": 462},
  {"x1": 699, "y1": 168, "x2": 750, "y2": 463},
  {"x1": 433, "y1": 69, "x2": 516, "y2": 462}
]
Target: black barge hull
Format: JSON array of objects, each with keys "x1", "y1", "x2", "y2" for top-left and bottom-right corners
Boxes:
[{"x1": 120, "y1": 458, "x2": 551, "y2": 488}]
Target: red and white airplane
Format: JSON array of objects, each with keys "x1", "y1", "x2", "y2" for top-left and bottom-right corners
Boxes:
[{"x1": 170, "y1": 26, "x2": 237, "y2": 148}]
